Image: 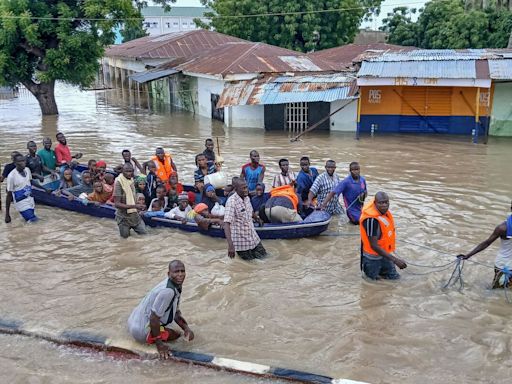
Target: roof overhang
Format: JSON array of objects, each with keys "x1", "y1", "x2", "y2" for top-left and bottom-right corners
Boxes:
[
  {"x1": 357, "y1": 77, "x2": 491, "y2": 88},
  {"x1": 129, "y1": 68, "x2": 179, "y2": 83}
]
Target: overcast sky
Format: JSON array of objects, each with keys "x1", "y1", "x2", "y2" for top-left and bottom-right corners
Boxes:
[{"x1": 159, "y1": 0, "x2": 425, "y2": 29}]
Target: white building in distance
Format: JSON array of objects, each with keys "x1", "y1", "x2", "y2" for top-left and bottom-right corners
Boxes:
[{"x1": 141, "y1": 6, "x2": 210, "y2": 36}]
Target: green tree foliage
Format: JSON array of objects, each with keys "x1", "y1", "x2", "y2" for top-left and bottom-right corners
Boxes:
[
  {"x1": 198, "y1": 0, "x2": 384, "y2": 52},
  {"x1": 0, "y1": 0, "x2": 172, "y2": 115},
  {"x1": 381, "y1": 0, "x2": 512, "y2": 49}
]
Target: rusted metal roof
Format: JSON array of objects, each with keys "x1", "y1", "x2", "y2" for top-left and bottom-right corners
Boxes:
[
  {"x1": 104, "y1": 30, "x2": 246, "y2": 60},
  {"x1": 174, "y1": 42, "x2": 339, "y2": 76},
  {"x1": 217, "y1": 75, "x2": 357, "y2": 107},
  {"x1": 308, "y1": 43, "x2": 414, "y2": 69}
]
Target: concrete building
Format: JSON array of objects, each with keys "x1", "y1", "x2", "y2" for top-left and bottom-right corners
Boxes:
[
  {"x1": 101, "y1": 30, "x2": 245, "y2": 93},
  {"x1": 132, "y1": 42, "x2": 357, "y2": 132},
  {"x1": 141, "y1": 6, "x2": 210, "y2": 36},
  {"x1": 356, "y1": 50, "x2": 499, "y2": 139},
  {"x1": 488, "y1": 58, "x2": 512, "y2": 136}
]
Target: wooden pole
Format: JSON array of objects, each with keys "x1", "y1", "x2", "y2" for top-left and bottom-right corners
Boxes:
[
  {"x1": 290, "y1": 99, "x2": 356, "y2": 142},
  {"x1": 473, "y1": 87, "x2": 480, "y2": 144}
]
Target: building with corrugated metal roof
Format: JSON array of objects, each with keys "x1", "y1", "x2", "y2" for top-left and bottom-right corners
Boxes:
[
  {"x1": 100, "y1": 30, "x2": 245, "y2": 97},
  {"x1": 130, "y1": 41, "x2": 358, "y2": 131},
  {"x1": 488, "y1": 58, "x2": 512, "y2": 136},
  {"x1": 355, "y1": 49, "x2": 508, "y2": 138}
]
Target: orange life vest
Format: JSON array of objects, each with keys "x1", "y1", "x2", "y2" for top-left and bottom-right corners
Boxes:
[
  {"x1": 359, "y1": 198, "x2": 396, "y2": 256},
  {"x1": 151, "y1": 154, "x2": 176, "y2": 183},
  {"x1": 270, "y1": 185, "x2": 299, "y2": 211}
]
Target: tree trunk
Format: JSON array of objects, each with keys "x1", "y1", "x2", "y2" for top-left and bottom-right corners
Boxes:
[{"x1": 22, "y1": 80, "x2": 59, "y2": 115}]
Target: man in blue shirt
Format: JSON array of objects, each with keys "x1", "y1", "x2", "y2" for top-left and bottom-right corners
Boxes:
[
  {"x1": 321, "y1": 162, "x2": 367, "y2": 224},
  {"x1": 296, "y1": 156, "x2": 319, "y2": 203}
]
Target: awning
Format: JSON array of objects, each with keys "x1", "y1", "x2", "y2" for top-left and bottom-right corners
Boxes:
[
  {"x1": 129, "y1": 68, "x2": 179, "y2": 83},
  {"x1": 217, "y1": 75, "x2": 357, "y2": 108}
]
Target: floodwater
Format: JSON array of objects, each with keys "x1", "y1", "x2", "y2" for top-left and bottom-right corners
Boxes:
[{"x1": 1, "y1": 85, "x2": 511, "y2": 384}]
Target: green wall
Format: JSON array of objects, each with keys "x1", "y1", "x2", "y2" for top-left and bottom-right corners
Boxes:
[{"x1": 490, "y1": 82, "x2": 512, "y2": 136}]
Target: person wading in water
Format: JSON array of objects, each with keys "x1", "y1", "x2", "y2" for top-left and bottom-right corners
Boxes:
[
  {"x1": 457, "y1": 201, "x2": 512, "y2": 288},
  {"x1": 128, "y1": 260, "x2": 194, "y2": 359}
]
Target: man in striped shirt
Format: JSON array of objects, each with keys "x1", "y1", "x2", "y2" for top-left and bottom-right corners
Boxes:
[
  {"x1": 272, "y1": 158, "x2": 296, "y2": 188},
  {"x1": 306, "y1": 160, "x2": 343, "y2": 216}
]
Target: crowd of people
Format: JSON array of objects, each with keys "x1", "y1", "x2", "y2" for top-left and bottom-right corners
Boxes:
[{"x1": 2, "y1": 133, "x2": 511, "y2": 361}]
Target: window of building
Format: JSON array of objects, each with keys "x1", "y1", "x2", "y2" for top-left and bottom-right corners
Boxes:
[{"x1": 286, "y1": 102, "x2": 308, "y2": 133}]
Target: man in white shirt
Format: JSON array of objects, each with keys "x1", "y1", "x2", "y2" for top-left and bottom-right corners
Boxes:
[
  {"x1": 165, "y1": 193, "x2": 191, "y2": 222},
  {"x1": 5, "y1": 154, "x2": 38, "y2": 223}
]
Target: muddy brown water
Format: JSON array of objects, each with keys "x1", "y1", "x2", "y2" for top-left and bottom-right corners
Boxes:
[{"x1": 1, "y1": 85, "x2": 511, "y2": 383}]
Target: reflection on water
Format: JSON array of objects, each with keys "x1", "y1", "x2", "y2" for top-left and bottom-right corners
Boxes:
[{"x1": 1, "y1": 84, "x2": 512, "y2": 383}]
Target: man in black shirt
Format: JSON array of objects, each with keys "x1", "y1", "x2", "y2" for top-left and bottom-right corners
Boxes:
[
  {"x1": 1, "y1": 151, "x2": 20, "y2": 183},
  {"x1": 25, "y1": 141, "x2": 57, "y2": 189},
  {"x1": 203, "y1": 138, "x2": 216, "y2": 163}
]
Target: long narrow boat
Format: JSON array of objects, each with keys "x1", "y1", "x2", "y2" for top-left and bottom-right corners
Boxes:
[{"x1": 32, "y1": 181, "x2": 331, "y2": 240}]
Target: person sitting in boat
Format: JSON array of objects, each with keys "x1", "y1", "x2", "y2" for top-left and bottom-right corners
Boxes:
[
  {"x1": 134, "y1": 176, "x2": 150, "y2": 207},
  {"x1": 145, "y1": 161, "x2": 159, "y2": 202},
  {"x1": 251, "y1": 183, "x2": 269, "y2": 213},
  {"x1": 136, "y1": 193, "x2": 147, "y2": 214},
  {"x1": 186, "y1": 203, "x2": 223, "y2": 231},
  {"x1": 148, "y1": 185, "x2": 168, "y2": 212},
  {"x1": 61, "y1": 170, "x2": 94, "y2": 200},
  {"x1": 272, "y1": 158, "x2": 296, "y2": 188},
  {"x1": 457, "y1": 201, "x2": 512, "y2": 288},
  {"x1": 240, "y1": 150, "x2": 265, "y2": 194},
  {"x1": 122, "y1": 149, "x2": 144, "y2": 176},
  {"x1": 102, "y1": 173, "x2": 115, "y2": 200},
  {"x1": 25, "y1": 140, "x2": 58, "y2": 185},
  {"x1": 201, "y1": 184, "x2": 222, "y2": 213},
  {"x1": 146, "y1": 147, "x2": 178, "y2": 190},
  {"x1": 57, "y1": 168, "x2": 77, "y2": 190},
  {"x1": 144, "y1": 199, "x2": 166, "y2": 218},
  {"x1": 165, "y1": 193, "x2": 192, "y2": 223},
  {"x1": 168, "y1": 188, "x2": 179, "y2": 209},
  {"x1": 169, "y1": 173, "x2": 183, "y2": 195},
  {"x1": 194, "y1": 153, "x2": 217, "y2": 193},
  {"x1": 87, "y1": 180, "x2": 112, "y2": 205},
  {"x1": 87, "y1": 159, "x2": 97, "y2": 178},
  {"x1": 263, "y1": 185, "x2": 302, "y2": 224},
  {"x1": 128, "y1": 260, "x2": 194, "y2": 360},
  {"x1": 95, "y1": 160, "x2": 107, "y2": 182}
]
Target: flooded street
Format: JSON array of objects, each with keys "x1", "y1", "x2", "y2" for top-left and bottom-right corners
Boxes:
[{"x1": 1, "y1": 85, "x2": 511, "y2": 383}]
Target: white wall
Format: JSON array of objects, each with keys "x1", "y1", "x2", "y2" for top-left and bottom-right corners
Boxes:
[
  {"x1": 330, "y1": 99, "x2": 358, "y2": 132},
  {"x1": 229, "y1": 105, "x2": 265, "y2": 128},
  {"x1": 197, "y1": 77, "x2": 225, "y2": 118}
]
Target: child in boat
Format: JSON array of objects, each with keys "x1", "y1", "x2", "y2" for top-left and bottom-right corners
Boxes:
[
  {"x1": 164, "y1": 192, "x2": 192, "y2": 223},
  {"x1": 148, "y1": 185, "x2": 168, "y2": 211},
  {"x1": 103, "y1": 173, "x2": 115, "y2": 195},
  {"x1": 58, "y1": 168, "x2": 76, "y2": 190},
  {"x1": 144, "y1": 199, "x2": 166, "y2": 218},
  {"x1": 135, "y1": 176, "x2": 151, "y2": 208},
  {"x1": 96, "y1": 160, "x2": 107, "y2": 182},
  {"x1": 168, "y1": 187, "x2": 178, "y2": 209},
  {"x1": 169, "y1": 173, "x2": 183, "y2": 194},
  {"x1": 136, "y1": 193, "x2": 147, "y2": 215},
  {"x1": 186, "y1": 203, "x2": 223, "y2": 231},
  {"x1": 87, "y1": 180, "x2": 112, "y2": 205},
  {"x1": 251, "y1": 182, "x2": 268, "y2": 212},
  {"x1": 145, "y1": 161, "x2": 158, "y2": 201}
]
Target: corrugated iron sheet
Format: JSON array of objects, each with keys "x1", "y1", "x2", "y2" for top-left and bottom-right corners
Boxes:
[
  {"x1": 175, "y1": 42, "x2": 339, "y2": 75},
  {"x1": 488, "y1": 59, "x2": 512, "y2": 80},
  {"x1": 105, "y1": 30, "x2": 245, "y2": 60},
  {"x1": 129, "y1": 68, "x2": 179, "y2": 83},
  {"x1": 368, "y1": 49, "x2": 511, "y2": 62},
  {"x1": 358, "y1": 60, "x2": 477, "y2": 79},
  {"x1": 217, "y1": 75, "x2": 356, "y2": 107}
]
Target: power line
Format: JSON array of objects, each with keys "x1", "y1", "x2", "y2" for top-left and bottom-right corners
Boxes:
[{"x1": 0, "y1": 2, "x2": 427, "y2": 22}]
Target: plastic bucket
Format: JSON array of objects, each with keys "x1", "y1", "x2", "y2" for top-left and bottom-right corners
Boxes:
[{"x1": 204, "y1": 172, "x2": 228, "y2": 189}]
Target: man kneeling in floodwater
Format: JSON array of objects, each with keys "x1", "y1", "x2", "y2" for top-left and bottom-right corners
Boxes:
[
  {"x1": 128, "y1": 260, "x2": 194, "y2": 359},
  {"x1": 457, "y1": 201, "x2": 512, "y2": 288}
]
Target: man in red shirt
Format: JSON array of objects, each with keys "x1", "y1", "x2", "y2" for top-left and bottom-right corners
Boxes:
[{"x1": 55, "y1": 132, "x2": 83, "y2": 184}]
